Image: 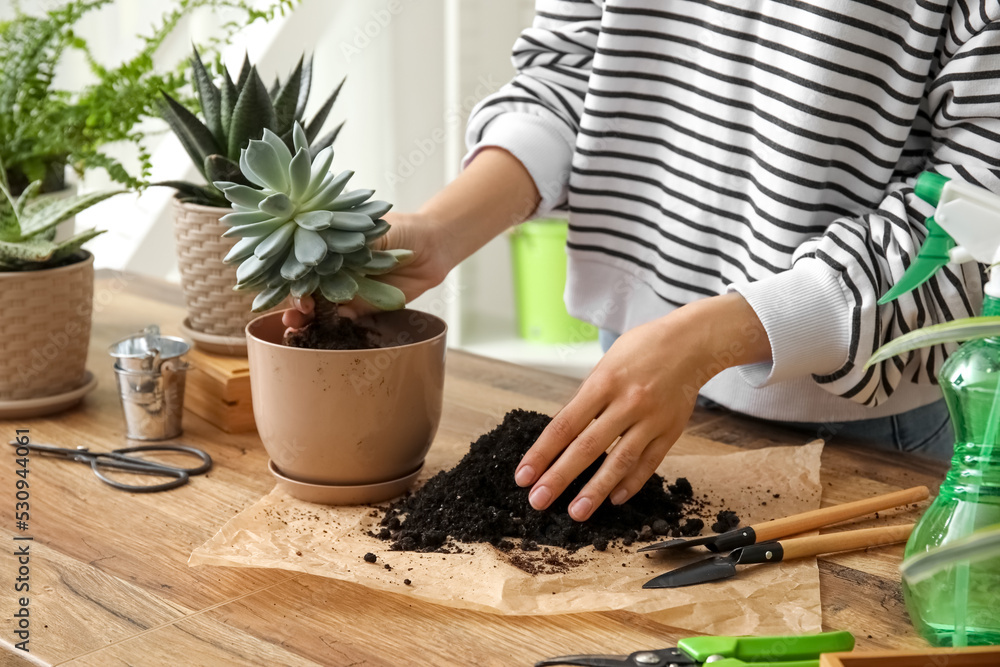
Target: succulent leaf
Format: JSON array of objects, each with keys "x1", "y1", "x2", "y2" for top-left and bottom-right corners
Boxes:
[
  {"x1": 309, "y1": 121, "x2": 345, "y2": 159},
  {"x1": 20, "y1": 189, "x2": 125, "y2": 239},
  {"x1": 331, "y1": 189, "x2": 375, "y2": 211},
  {"x1": 354, "y1": 275, "x2": 406, "y2": 311},
  {"x1": 329, "y1": 211, "x2": 376, "y2": 232},
  {"x1": 224, "y1": 235, "x2": 260, "y2": 264},
  {"x1": 321, "y1": 229, "x2": 366, "y2": 254},
  {"x1": 291, "y1": 272, "x2": 320, "y2": 298},
  {"x1": 351, "y1": 200, "x2": 393, "y2": 220},
  {"x1": 314, "y1": 251, "x2": 344, "y2": 276},
  {"x1": 260, "y1": 128, "x2": 293, "y2": 176},
  {"x1": 159, "y1": 92, "x2": 218, "y2": 179},
  {"x1": 253, "y1": 282, "x2": 290, "y2": 312},
  {"x1": 280, "y1": 251, "x2": 310, "y2": 281},
  {"x1": 295, "y1": 56, "x2": 314, "y2": 121},
  {"x1": 306, "y1": 77, "x2": 345, "y2": 143},
  {"x1": 219, "y1": 67, "x2": 238, "y2": 136},
  {"x1": 292, "y1": 124, "x2": 309, "y2": 154},
  {"x1": 221, "y1": 216, "x2": 285, "y2": 239},
  {"x1": 294, "y1": 226, "x2": 327, "y2": 266},
  {"x1": 204, "y1": 155, "x2": 245, "y2": 186},
  {"x1": 288, "y1": 148, "x2": 312, "y2": 200},
  {"x1": 295, "y1": 210, "x2": 333, "y2": 231},
  {"x1": 227, "y1": 67, "x2": 278, "y2": 160},
  {"x1": 244, "y1": 139, "x2": 289, "y2": 192},
  {"x1": 258, "y1": 192, "x2": 294, "y2": 218},
  {"x1": 306, "y1": 170, "x2": 353, "y2": 209},
  {"x1": 343, "y1": 247, "x2": 372, "y2": 267},
  {"x1": 219, "y1": 184, "x2": 268, "y2": 209},
  {"x1": 273, "y1": 56, "x2": 304, "y2": 136},
  {"x1": 364, "y1": 219, "x2": 391, "y2": 241},
  {"x1": 254, "y1": 221, "x2": 297, "y2": 260},
  {"x1": 191, "y1": 48, "x2": 224, "y2": 147},
  {"x1": 305, "y1": 148, "x2": 335, "y2": 199},
  {"x1": 239, "y1": 149, "x2": 269, "y2": 189},
  {"x1": 319, "y1": 272, "x2": 358, "y2": 303},
  {"x1": 360, "y1": 250, "x2": 402, "y2": 275}
]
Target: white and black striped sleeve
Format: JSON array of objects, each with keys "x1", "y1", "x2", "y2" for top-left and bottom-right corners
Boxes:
[
  {"x1": 464, "y1": 0, "x2": 601, "y2": 213},
  {"x1": 732, "y1": 8, "x2": 998, "y2": 407}
]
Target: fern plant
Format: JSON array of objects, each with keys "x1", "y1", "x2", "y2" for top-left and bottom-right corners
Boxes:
[
  {"x1": 158, "y1": 48, "x2": 344, "y2": 207},
  {"x1": 0, "y1": 0, "x2": 298, "y2": 193}
]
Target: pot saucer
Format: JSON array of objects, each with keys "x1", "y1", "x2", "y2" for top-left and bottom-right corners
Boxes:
[
  {"x1": 180, "y1": 318, "x2": 248, "y2": 357},
  {"x1": 0, "y1": 371, "x2": 98, "y2": 419},
  {"x1": 268, "y1": 460, "x2": 423, "y2": 505}
]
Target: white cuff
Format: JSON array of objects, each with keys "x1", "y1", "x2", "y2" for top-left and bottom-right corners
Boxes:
[
  {"x1": 728, "y1": 259, "x2": 852, "y2": 387},
  {"x1": 463, "y1": 112, "x2": 573, "y2": 216}
]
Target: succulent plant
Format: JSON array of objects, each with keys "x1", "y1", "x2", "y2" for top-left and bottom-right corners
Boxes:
[
  {"x1": 0, "y1": 159, "x2": 122, "y2": 271},
  {"x1": 216, "y1": 122, "x2": 408, "y2": 313},
  {"x1": 159, "y1": 48, "x2": 344, "y2": 207}
]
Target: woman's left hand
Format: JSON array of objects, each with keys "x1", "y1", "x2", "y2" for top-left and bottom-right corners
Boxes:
[{"x1": 514, "y1": 292, "x2": 771, "y2": 521}]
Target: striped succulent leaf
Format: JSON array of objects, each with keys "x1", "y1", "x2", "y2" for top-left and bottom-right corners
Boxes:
[{"x1": 216, "y1": 122, "x2": 407, "y2": 312}]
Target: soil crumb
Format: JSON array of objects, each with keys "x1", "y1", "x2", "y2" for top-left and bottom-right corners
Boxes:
[
  {"x1": 377, "y1": 410, "x2": 737, "y2": 571},
  {"x1": 712, "y1": 510, "x2": 741, "y2": 533},
  {"x1": 363, "y1": 552, "x2": 377, "y2": 563}
]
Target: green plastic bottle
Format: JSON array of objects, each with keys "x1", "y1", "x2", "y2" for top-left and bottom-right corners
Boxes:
[
  {"x1": 901, "y1": 298, "x2": 1000, "y2": 646},
  {"x1": 878, "y1": 172, "x2": 1000, "y2": 646}
]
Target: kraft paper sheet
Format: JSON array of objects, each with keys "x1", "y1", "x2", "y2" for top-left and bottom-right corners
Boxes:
[{"x1": 190, "y1": 441, "x2": 825, "y2": 636}]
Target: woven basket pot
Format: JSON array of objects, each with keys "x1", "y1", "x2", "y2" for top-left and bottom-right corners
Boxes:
[
  {"x1": 172, "y1": 198, "x2": 256, "y2": 337},
  {"x1": 0, "y1": 252, "x2": 93, "y2": 401}
]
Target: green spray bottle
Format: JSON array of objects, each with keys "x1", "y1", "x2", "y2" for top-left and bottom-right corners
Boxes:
[{"x1": 871, "y1": 172, "x2": 1000, "y2": 646}]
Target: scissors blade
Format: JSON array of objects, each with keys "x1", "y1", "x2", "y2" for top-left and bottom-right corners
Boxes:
[
  {"x1": 535, "y1": 654, "x2": 631, "y2": 667},
  {"x1": 643, "y1": 554, "x2": 739, "y2": 588}
]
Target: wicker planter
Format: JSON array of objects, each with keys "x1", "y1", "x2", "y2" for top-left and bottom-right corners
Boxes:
[
  {"x1": 0, "y1": 251, "x2": 93, "y2": 401},
  {"x1": 172, "y1": 198, "x2": 256, "y2": 337}
]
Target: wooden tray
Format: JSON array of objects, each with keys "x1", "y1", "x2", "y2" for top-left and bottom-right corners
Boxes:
[{"x1": 821, "y1": 647, "x2": 1000, "y2": 666}]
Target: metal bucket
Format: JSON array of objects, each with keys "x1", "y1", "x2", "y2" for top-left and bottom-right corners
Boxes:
[
  {"x1": 109, "y1": 325, "x2": 189, "y2": 372},
  {"x1": 110, "y1": 326, "x2": 190, "y2": 440}
]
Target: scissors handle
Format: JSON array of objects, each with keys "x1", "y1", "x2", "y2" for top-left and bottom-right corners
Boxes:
[
  {"x1": 108, "y1": 445, "x2": 213, "y2": 475},
  {"x1": 90, "y1": 459, "x2": 190, "y2": 493}
]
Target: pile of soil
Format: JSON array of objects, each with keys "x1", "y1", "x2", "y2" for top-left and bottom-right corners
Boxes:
[
  {"x1": 283, "y1": 296, "x2": 380, "y2": 350},
  {"x1": 377, "y1": 409, "x2": 737, "y2": 555}
]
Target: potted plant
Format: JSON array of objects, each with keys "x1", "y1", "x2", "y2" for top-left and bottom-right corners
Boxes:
[
  {"x1": 217, "y1": 123, "x2": 448, "y2": 504},
  {"x1": 158, "y1": 47, "x2": 346, "y2": 348},
  {"x1": 0, "y1": 165, "x2": 122, "y2": 415}
]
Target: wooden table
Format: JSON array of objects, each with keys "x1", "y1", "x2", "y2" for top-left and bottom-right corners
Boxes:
[{"x1": 0, "y1": 275, "x2": 947, "y2": 666}]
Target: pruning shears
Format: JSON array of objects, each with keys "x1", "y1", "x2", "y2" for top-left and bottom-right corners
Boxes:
[{"x1": 535, "y1": 630, "x2": 854, "y2": 667}]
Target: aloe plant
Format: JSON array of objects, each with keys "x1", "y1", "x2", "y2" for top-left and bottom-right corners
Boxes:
[
  {"x1": 0, "y1": 159, "x2": 123, "y2": 271},
  {"x1": 216, "y1": 122, "x2": 408, "y2": 315},
  {"x1": 159, "y1": 48, "x2": 344, "y2": 207}
]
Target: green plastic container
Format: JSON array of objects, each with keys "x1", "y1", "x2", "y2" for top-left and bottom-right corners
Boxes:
[
  {"x1": 901, "y1": 296, "x2": 1000, "y2": 647},
  {"x1": 509, "y1": 219, "x2": 598, "y2": 344}
]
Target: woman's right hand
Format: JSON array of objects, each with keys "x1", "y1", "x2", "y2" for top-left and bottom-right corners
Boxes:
[{"x1": 281, "y1": 211, "x2": 452, "y2": 329}]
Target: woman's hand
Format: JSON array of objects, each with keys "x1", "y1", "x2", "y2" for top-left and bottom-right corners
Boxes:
[
  {"x1": 514, "y1": 292, "x2": 771, "y2": 521},
  {"x1": 282, "y1": 210, "x2": 453, "y2": 329}
]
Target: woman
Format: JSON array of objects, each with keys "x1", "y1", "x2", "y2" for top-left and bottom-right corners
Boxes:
[{"x1": 290, "y1": 1, "x2": 999, "y2": 521}]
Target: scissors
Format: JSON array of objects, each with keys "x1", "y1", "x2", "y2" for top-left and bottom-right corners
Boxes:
[
  {"x1": 9, "y1": 441, "x2": 212, "y2": 493},
  {"x1": 536, "y1": 630, "x2": 854, "y2": 667}
]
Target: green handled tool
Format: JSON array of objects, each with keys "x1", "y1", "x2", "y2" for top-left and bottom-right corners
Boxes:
[{"x1": 535, "y1": 630, "x2": 854, "y2": 667}]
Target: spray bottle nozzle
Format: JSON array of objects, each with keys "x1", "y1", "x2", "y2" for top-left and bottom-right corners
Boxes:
[{"x1": 877, "y1": 216, "x2": 955, "y2": 305}]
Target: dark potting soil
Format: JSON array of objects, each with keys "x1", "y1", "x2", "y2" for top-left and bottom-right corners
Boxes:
[
  {"x1": 284, "y1": 313, "x2": 380, "y2": 350},
  {"x1": 377, "y1": 409, "x2": 737, "y2": 558},
  {"x1": 712, "y1": 510, "x2": 741, "y2": 533}
]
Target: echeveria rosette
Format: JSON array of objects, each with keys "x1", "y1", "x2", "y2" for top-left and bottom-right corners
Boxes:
[{"x1": 215, "y1": 122, "x2": 409, "y2": 313}]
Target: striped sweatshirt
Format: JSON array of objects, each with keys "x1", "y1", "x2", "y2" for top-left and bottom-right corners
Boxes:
[{"x1": 464, "y1": 0, "x2": 1000, "y2": 422}]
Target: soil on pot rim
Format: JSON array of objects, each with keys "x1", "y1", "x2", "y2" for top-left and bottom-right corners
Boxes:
[
  {"x1": 283, "y1": 313, "x2": 380, "y2": 350},
  {"x1": 376, "y1": 410, "x2": 739, "y2": 567}
]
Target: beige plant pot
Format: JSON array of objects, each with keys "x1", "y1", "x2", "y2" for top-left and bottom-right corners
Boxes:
[
  {"x1": 246, "y1": 309, "x2": 448, "y2": 504},
  {"x1": 172, "y1": 198, "x2": 257, "y2": 338},
  {"x1": 0, "y1": 252, "x2": 93, "y2": 401}
]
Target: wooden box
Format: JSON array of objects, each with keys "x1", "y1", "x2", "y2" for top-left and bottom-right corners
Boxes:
[
  {"x1": 184, "y1": 348, "x2": 255, "y2": 433},
  {"x1": 821, "y1": 647, "x2": 1000, "y2": 667}
]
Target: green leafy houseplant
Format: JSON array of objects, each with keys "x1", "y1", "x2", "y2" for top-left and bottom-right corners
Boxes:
[
  {"x1": 0, "y1": 0, "x2": 298, "y2": 193},
  {"x1": 216, "y1": 122, "x2": 408, "y2": 329},
  {"x1": 159, "y1": 48, "x2": 345, "y2": 207}
]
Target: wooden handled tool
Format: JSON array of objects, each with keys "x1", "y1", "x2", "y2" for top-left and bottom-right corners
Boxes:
[{"x1": 639, "y1": 485, "x2": 929, "y2": 553}]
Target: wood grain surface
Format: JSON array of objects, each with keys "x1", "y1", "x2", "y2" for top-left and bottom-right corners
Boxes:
[{"x1": 0, "y1": 275, "x2": 947, "y2": 666}]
